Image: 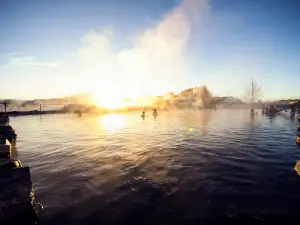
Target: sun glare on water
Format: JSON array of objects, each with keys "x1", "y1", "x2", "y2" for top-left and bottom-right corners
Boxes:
[{"x1": 99, "y1": 114, "x2": 125, "y2": 132}]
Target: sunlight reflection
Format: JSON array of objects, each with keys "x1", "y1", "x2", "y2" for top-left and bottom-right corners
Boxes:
[{"x1": 99, "y1": 114, "x2": 125, "y2": 132}]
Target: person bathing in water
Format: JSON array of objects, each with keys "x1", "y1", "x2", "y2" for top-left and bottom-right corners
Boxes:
[
  {"x1": 141, "y1": 111, "x2": 146, "y2": 119},
  {"x1": 153, "y1": 109, "x2": 158, "y2": 117}
]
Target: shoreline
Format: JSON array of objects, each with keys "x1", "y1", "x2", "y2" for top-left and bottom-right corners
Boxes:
[
  {"x1": 3, "y1": 107, "x2": 273, "y2": 117},
  {"x1": 6, "y1": 110, "x2": 67, "y2": 117}
]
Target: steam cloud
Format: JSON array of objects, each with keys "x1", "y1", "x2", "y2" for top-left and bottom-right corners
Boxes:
[
  {"x1": 1, "y1": 0, "x2": 209, "y2": 100},
  {"x1": 59, "y1": 0, "x2": 209, "y2": 98}
]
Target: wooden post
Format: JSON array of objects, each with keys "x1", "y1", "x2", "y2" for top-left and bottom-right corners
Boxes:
[
  {"x1": 40, "y1": 104, "x2": 42, "y2": 114},
  {"x1": 4, "y1": 103, "x2": 7, "y2": 113}
]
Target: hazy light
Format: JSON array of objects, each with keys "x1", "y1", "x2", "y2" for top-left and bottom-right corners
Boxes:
[
  {"x1": 70, "y1": 0, "x2": 208, "y2": 102},
  {"x1": 0, "y1": 0, "x2": 210, "y2": 100},
  {"x1": 99, "y1": 114, "x2": 125, "y2": 132},
  {"x1": 93, "y1": 94, "x2": 126, "y2": 110}
]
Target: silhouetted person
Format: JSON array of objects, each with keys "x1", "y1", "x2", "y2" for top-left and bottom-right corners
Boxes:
[
  {"x1": 141, "y1": 111, "x2": 146, "y2": 120},
  {"x1": 153, "y1": 109, "x2": 158, "y2": 117}
]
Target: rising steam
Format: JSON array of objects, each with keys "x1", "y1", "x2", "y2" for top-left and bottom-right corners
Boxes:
[
  {"x1": 61, "y1": 0, "x2": 210, "y2": 100},
  {"x1": 1, "y1": 0, "x2": 210, "y2": 103}
]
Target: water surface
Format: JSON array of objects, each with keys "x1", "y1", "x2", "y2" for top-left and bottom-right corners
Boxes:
[{"x1": 10, "y1": 110, "x2": 300, "y2": 224}]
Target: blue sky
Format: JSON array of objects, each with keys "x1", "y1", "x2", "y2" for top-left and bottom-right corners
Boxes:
[{"x1": 0, "y1": 0, "x2": 299, "y2": 100}]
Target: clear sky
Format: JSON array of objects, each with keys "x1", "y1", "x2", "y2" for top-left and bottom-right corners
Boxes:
[{"x1": 0, "y1": 0, "x2": 299, "y2": 101}]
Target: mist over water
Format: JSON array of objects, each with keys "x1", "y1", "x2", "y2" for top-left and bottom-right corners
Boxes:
[{"x1": 10, "y1": 110, "x2": 300, "y2": 224}]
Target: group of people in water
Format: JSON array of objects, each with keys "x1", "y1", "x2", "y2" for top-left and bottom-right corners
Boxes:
[
  {"x1": 262, "y1": 104, "x2": 298, "y2": 117},
  {"x1": 141, "y1": 109, "x2": 158, "y2": 120},
  {"x1": 261, "y1": 106, "x2": 278, "y2": 115}
]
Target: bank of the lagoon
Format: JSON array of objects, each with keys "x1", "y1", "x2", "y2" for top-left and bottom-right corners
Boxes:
[
  {"x1": 9, "y1": 110, "x2": 300, "y2": 224},
  {"x1": 0, "y1": 103, "x2": 282, "y2": 117},
  {"x1": 3, "y1": 106, "x2": 167, "y2": 117},
  {"x1": 0, "y1": 114, "x2": 43, "y2": 225}
]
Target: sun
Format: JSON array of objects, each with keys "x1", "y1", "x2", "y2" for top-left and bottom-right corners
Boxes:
[
  {"x1": 88, "y1": 81, "x2": 144, "y2": 110},
  {"x1": 93, "y1": 95, "x2": 126, "y2": 110},
  {"x1": 96, "y1": 96, "x2": 125, "y2": 109},
  {"x1": 90, "y1": 88, "x2": 127, "y2": 110}
]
